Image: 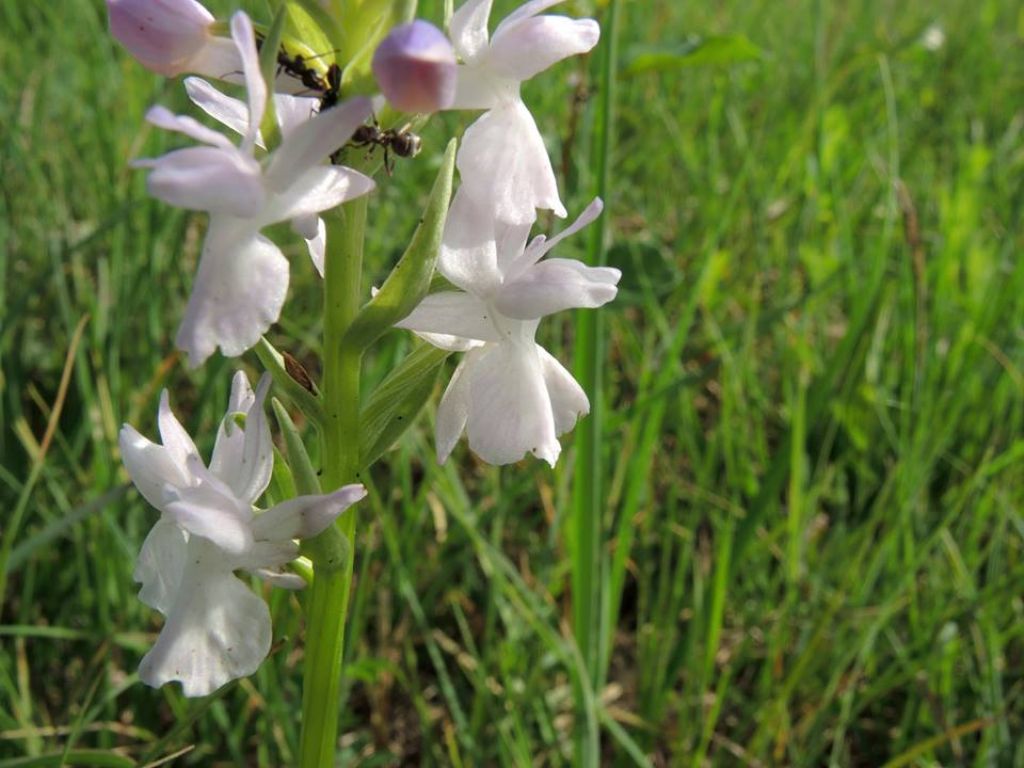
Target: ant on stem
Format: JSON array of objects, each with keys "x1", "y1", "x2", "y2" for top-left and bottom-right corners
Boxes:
[{"x1": 331, "y1": 118, "x2": 421, "y2": 175}]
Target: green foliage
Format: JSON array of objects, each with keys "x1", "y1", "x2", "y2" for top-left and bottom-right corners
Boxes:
[
  {"x1": 622, "y1": 34, "x2": 762, "y2": 76},
  {"x1": 272, "y1": 398, "x2": 319, "y2": 496},
  {"x1": 1, "y1": 0, "x2": 1022, "y2": 765},
  {"x1": 282, "y1": 1, "x2": 339, "y2": 65},
  {"x1": 359, "y1": 343, "x2": 450, "y2": 468}
]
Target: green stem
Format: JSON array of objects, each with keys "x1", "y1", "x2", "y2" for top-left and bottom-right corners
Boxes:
[
  {"x1": 298, "y1": 196, "x2": 367, "y2": 768},
  {"x1": 571, "y1": 2, "x2": 619, "y2": 765}
]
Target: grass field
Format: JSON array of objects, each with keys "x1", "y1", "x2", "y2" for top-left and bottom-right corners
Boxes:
[{"x1": 2, "y1": 0, "x2": 1023, "y2": 765}]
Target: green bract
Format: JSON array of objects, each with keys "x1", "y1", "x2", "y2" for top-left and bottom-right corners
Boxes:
[
  {"x1": 344, "y1": 138, "x2": 457, "y2": 350},
  {"x1": 359, "y1": 344, "x2": 451, "y2": 468}
]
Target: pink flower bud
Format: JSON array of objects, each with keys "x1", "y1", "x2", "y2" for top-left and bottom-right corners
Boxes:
[
  {"x1": 372, "y1": 21, "x2": 457, "y2": 114},
  {"x1": 108, "y1": 0, "x2": 216, "y2": 76}
]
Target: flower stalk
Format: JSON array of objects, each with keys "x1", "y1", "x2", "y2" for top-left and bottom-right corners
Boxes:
[{"x1": 298, "y1": 198, "x2": 368, "y2": 768}]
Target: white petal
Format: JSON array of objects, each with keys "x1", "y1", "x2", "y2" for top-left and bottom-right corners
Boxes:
[
  {"x1": 230, "y1": 12, "x2": 265, "y2": 152},
  {"x1": 185, "y1": 36, "x2": 246, "y2": 83},
  {"x1": 175, "y1": 219, "x2": 289, "y2": 367},
  {"x1": 184, "y1": 77, "x2": 258, "y2": 145},
  {"x1": 494, "y1": 0, "x2": 566, "y2": 33},
  {"x1": 435, "y1": 354, "x2": 474, "y2": 463},
  {"x1": 240, "y1": 540, "x2": 299, "y2": 571},
  {"x1": 302, "y1": 217, "x2": 326, "y2": 277},
  {"x1": 162, "y1": 476, "x2": 254, "y2": 555},
  {"x1": 119, "y1": 424, "x2": 191, "y2": 511},
  {"x1": 157, "y1": 390, "x2": 201, "y2": 467},
  {"x1": 450, "y1": 0, "x2": 493, "y2": 61},
  {"x1": 226, "y1": 370, "x2": 256, "y2": 414},
  {"x1": 494, "y1": 218, "x2": 534, "y2": 276},
  {"x1": 396, "y1": 291, "x2": 502, "y2": 342},
  {"x1": 143, "y1": 105, "x2": 235, "y2": 150},
  {"x1": 274, "y1": 94, "x2": 320, "y2": 136},
  {"x1": 108, "y1": 0, "x2": 214, "y2": 76},
  {"x1": 488, "y1": 15, "x2": 599, "y2": 82},
  {"x1": 465, "y1": 341, "x2": 560, "y2": 465},
  {"x1": 516, "y1": 196, "x2": 602, "y2": 272},
  {"x1": 251, "y1": 485, "x2": 367, "y2": 542},
  {"x1": 417, "y1": 332, "x2": 486, "y2": 353},
  {"x1": 496, "y1": 258, "x2": 620, "y2": 319},
  {"x1": 134, "y1": 517, "x2": 188, "y2": 615},
  {"x1": 537, "y1": 345, "x2": 589, "y2": 435},
  {"x1": 260, "y1": 166, "x2": 374, "y2": 226},
  {"x1": 264, "y1": 97, "x2": 373, "y2": 192},
  {"x1": 138, "y1": 540, "x2": 271, "y2": 697},
  {"x1": 252, "y1": 568, "x2": 306, "y2": 590},
  {"x1": 206, "y1": 372, "x2": 256, "y2": 486},
  {"x1": 449, "y1": 65, "x2": 504, "y2": 110},
  {"x1": 210, "y1": 373, "x2": 273, "y2": 505},
  {"x1": 137, "y1": 146, "x2": 265, "y2": 217},
  {"x1": 438, "y1": 188, "x2": 502, "y2": 293},
  {"x1": 237, "y1": 374, "x2": 273, "y2": 503},
  {"x1": 458, "y1": 101, "x2": 565, "y2": 224},
  {"x1": 291, "y1": 213, "x2": 319, "y2": 241}
]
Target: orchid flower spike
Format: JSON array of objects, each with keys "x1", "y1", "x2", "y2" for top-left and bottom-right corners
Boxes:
[
  {"x1": 133, "y1": 12, "x2": 375, "y2": 367},
  {"x1": 396, "y1": 198, "x2": 619, "y2": 465},
  {"x1": 108, "y1": 0, "x2": 240, "y2": 78},
  {"x1": 447, "y1": 0, "x2": 600, "y2": 225},
  {"x1": 119, "y1": 371, "x2": 366, "y2": 696}
]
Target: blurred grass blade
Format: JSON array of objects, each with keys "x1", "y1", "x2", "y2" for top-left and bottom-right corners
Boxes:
[
  {"x1": 570, "y1": 0, "x2": 620, "y2": 764},
  {"x1": 0, "y1": 752, "x2": 135, "y2": 768},
  {"x1": 0, "y1": 315, "x2": 87, "y2": 613},
  {"x1": 623, "y1": 35, "x2": 762, "y2": 76},
  {"x1": 5, "y1": 486, "x2": 128, "y2": 575}
]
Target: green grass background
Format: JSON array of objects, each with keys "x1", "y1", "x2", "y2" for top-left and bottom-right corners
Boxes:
[{"x1": 2, "y1": 0, "x2": 1023, "y2": 765}]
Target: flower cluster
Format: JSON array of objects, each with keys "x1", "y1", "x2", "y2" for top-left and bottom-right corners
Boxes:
[
  {"x1": 111, "y1": 2, "x2": 380, "y2": 695},
  {"x1": 397, "y1": 0, "x2": 618, "y2": 465},
  {"x1": 110, "y1": 0, "x2": 614, "y2": 697},
  {"x1": 130, "y1": 11, "x2": 376, "y2": 367},
  {"x1": 120, "y1": 372, "x2": 365, "y2": 696}
]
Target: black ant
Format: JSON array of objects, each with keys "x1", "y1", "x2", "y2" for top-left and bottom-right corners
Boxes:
[
  {"x1": 318, "y1": 64, "x2": 342, "y2": 112},
  {"x1": 278, "y1": 51, "x2": 330, "y2": 93},
  {"x1": 334, "y1": 119, "x2": 421, "y2": 174},
  {"x1": 251, "y1": 34, "x2": 420, "y2": 173},
  {"x1": 254, "y1": 33, "x2": 340, "y2": 105}
]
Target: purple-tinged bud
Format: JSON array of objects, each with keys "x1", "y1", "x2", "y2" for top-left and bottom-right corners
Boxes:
[
  {"x1": 372, "y1": 20, "x2": 457, "y2": 114},
  {"x1": 108, "y1": 0, "x2": 216, "y2": 76}
]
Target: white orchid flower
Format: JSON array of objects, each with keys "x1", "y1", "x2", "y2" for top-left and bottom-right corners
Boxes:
[
  {"x1": 119, "y1": 371, "x2": 367, "y2": 697},
  {"x1": 447, "y1": 0, "x2": 600, "y2": 225},
  {"x1": 397, "y1": 197, "x2": 619, "y2": 465},
  {"x1": 182, "y1": 78, "x2": 336, "y2": 276},
  {"x1": 134, "y1": 12, "x2": 375, "y2": 366}
]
